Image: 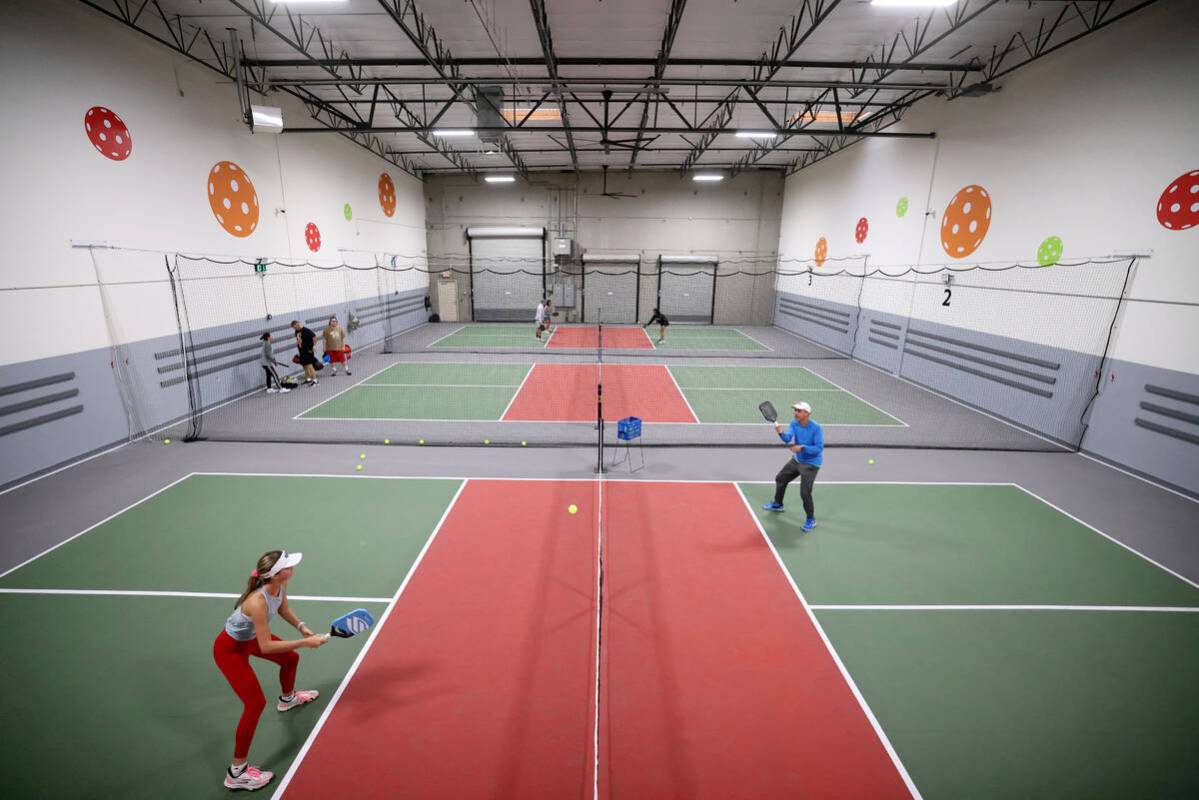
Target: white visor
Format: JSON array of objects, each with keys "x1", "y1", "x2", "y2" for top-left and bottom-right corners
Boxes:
[
  {"x1": 792, "y1": 402, "x2": 812, "y2": 413},
  {"x1": 264, "y1": 550, "x2": 303, "y2": 578}
]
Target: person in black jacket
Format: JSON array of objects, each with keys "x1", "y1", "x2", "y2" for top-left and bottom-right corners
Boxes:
[
  {"x1": 291, "y1": 320, "x2": 319, "y2": 386},
  {"x1": 644, "y1": 307, "x2": 670, "y2": 343}
]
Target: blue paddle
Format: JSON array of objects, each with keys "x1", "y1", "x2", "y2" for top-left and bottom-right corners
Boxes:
[{"x1": 324, "y1": 608, "x2": 375, "y2": 640}]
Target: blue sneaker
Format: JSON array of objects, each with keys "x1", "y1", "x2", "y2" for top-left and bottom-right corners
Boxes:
[
  {"x1": 762, "y1": 502, "x2": 784, "y2": 512},
  {"x1": 802, "y1": 518, "x2": 817, "y2": 532}
]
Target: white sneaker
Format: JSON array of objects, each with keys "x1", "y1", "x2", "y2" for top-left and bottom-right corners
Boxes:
[
  {"x1": 278, "y1": 688, "x2": 319, "y2": 712},
  {"x1": 346, "y1": 370, "x2": 352, "y2": 376},
  {"x1": 224, "y1": 765, "x2": 273, "y2": 791},
  {"x1": 266, "y1": 388, "x2": 278, "y2": 394},
  {"x1": 278, "y1": 387, "x2": 290, "y2": 394}
]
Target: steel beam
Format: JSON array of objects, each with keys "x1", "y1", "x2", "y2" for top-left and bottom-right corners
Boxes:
[
  {"x1": 528, "y1": 0, "x2": 579, "y2": 171},
  {"x1": 629, "y1": 0, "x2": 689, "y2": 169},
  {"x1": 679, "y1": 0, "x2": 844, "y2": 173}
]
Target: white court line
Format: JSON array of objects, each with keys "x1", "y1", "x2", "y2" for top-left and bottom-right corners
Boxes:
[
  {"x1": 800, "y1": 363, "x2": 909, "y2": 428},
  {"x1": 663, "y1": 366, "x2": 700, "y2": 424},
  {"x1": 809, "y1": 604, "x2": 1199, "y2": 613},
  {"x1": 0, "y1": 588, "x2": 392, "y2": 603},
  {"x1": 732, "y1": 484, "x2": 922, "y2": 800},
  {"x1": 0, "y1": 473, "x2": 194, "y2": 581},
  {"x1": 730, "y1": 328, "x2": 775, "y2": 352},
  {"x1": 499, "y1": 364, "x2": 537, "y2": 421},
  {"x1": 291, "y1": 361, "x2": 397, "y2": 421},
  {"x1": 1077, "y1": 451, "x2": 1199, "y2": 506},
  {"x1": 272, "y1": 479, "x2": 469, "y2": 800},
  {"x1": 591, "y1": 455, "x2": 604, "y2": 799},
  {"x1": 1012, "y1": 484, "x2": 1199, "y2": 591},
  {"x1": 190, "y1": 472, "x2": 1013, "y2": 487},
  {"x1": 680, "y1": 387, "x2": 863, "y2": 392},
  {"x1": 425, "y1": 324, "x2": 470, "y2": 347},
  {"x1": 354, "y1": 383, "x2": 524, "y2": 388}
]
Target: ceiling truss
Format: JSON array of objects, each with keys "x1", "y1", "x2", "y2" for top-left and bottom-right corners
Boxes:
[{"x1": 76, "y1": 0, "x2": 1158, "y2": 180}]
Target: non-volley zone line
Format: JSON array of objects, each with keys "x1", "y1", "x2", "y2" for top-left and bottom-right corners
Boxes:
[
  {"x1": 0, "y1": 588, "x2": 393, "y2": 602},
  {"x1": 297, "y1": 362, "x2": 533, "y2": 421}
]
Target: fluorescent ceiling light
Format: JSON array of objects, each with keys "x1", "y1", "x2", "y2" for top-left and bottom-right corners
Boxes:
[
  {"x1": 788, "y1": 110, "x2": 860, "y2": 125},
  {"x1": 431, "y1": 129, "x2": 474, "y2": 137},
  {"x1": 484, "y1": 175, "x2": 516, "y2": 183},
  {"x1": 735, "y1": 131, "x2": 777, "y2": 139},
  {"x1": 271, "y1": 1, "x2": 349, "y2": 4},
  {"x1": 870, "y1": 0, "x2": 957, "y2": 7},
  {"x1": 501, "y1": 107, "x2": 561, "y2": 123},
  {"x1": 692, "y1": 174, "x2": 724, "y2": 182}
]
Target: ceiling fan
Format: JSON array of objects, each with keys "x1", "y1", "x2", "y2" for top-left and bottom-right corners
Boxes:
[{"x1": 597, "y1": 164, "x2": 638, "y2": 199}]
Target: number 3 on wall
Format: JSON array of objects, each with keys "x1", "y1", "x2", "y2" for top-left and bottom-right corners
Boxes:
[{"x1": 942, "y1": 288, "x2": 952, "y2": 306}]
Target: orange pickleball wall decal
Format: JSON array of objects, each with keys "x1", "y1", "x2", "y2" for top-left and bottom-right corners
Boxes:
[
  {"x1": 941, "y1": 184, "x2": 991, "y2": 258},
  {"x1": 207, "y1": 161, "x2": 260, "y2": 238},
  {"x1": 378, "y1": 172, "x2": 396, "y2": 217},
  {"x1": 814, "y1": 237, "x2": 828, "y2": 267}
]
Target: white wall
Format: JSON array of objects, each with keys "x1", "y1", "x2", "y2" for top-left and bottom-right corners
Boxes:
[
  {"x1": 425, "y1": 169, "x2": 784, "y2": 321},
  {"x1": 0, "y1": 0, "x2": 427, "y2": 366},
  {"x1": 776, "y1": 1, "x2": 1199, "y2": 373}
]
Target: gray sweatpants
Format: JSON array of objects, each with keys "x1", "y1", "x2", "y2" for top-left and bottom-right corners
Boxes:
[{"x1": 774, "y1": 459, "x2": 819, "y2": 517}]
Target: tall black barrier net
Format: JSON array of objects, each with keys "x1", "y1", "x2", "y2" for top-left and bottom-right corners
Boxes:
[{"x1": 158, "y1": 252, "x2": 1134, "y2": 453}]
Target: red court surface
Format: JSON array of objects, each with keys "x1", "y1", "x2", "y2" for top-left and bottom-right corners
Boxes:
[
  {"x1": 280, "y1": 480, "x2": 599, "y2": 799},
  {"x1": 502, "y1": 363, "x2": 697, "y2": 423},
  {"x1": 599, "y1": 481, "x2": 913, "y2": 799},
  {"x1": 548, "y1": 325, "x2": 653, "y2": 350}
]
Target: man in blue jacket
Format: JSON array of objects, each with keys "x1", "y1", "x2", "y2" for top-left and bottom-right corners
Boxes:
[{"x1": 763, "y1": 401, "x2": 823, "y2": 531}]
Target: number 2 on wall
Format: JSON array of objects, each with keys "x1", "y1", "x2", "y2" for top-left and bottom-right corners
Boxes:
[{"x1": 942, "y1": 288, "x2": 952, "y2": 306}]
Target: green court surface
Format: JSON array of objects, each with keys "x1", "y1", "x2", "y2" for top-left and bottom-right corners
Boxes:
[
  {"x1": 299, "y1": 363, "x2": 530, "y2": 421},
  {"x1": 0, "y1": 473, "x2": 462, "y2": 799},
  {"x1": 672, "y1": 365, "x2": 903, "y2": 425},
  {"x1": 652, "y1": 326, "x2": 769, "y2": 351},
  {"x1": 1, "y1": 593, "x2": 384, "y2": 799},
  {"x1": 740, "y1": 482, "x2": 1199, "y2": 798},
  {"x1": 0, "y1": 474, "x2": 463, "y2": 596},
  {"x1": 430, "y1": 323, "x2": 544, "y2": 349}
]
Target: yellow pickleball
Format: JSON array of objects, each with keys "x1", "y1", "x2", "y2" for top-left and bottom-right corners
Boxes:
[
  {"x1": 359, "y1": 453, "x2": 366, "y2": 460},
  {"x1": 568, "y1": 504, "x2": 578, "y2": 515},
  {"x1": 384, "y1": 439, "x2": 391, "y2": 445},
  {"x1": 418, "y1": 439, "x2": 425, "y2": 445},
  {"x1": 868, "y1": 458, "x2": 876, "y2": 465},
  {"x1": 356, "y1": 464, "x2": 363, "y2": 471}
]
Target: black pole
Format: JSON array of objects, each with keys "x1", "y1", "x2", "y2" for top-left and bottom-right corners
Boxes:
[
  {"x1": 466, "y1": 234, "x2": 476, "y2": 321},
  {"x1": 635, "y1": 258, "x2": 642, "y2": 323},
  {"x1": 596, "y1": 380, "x2": 603, "y2": 474},
  {"x1": 709, "y1": 260, "x2": 719, "y2": 324}
]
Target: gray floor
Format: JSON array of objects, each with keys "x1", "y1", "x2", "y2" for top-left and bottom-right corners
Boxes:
[{"x1": 2, "y1": 439, "x2": 1197, "y2": 588}]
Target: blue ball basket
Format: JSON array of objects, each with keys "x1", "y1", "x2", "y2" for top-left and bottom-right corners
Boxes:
[{"x1": 617, "y1": 416, "x2": 642, "y2": 441}]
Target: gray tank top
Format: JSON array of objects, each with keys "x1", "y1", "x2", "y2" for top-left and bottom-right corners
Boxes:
[{"x1": 224, "y1": 586, "x2": 285, "y2": 641}]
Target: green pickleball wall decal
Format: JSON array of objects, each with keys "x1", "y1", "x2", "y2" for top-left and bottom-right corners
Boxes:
[
  {"x1": 343, "y1": 202, "x2": 353, "y2": 221},
  {"x1": 896, "y1": 196, "x2": 909, "y2": 217},
  {"x1": 1037, "y1": 235, "x2": 1063, "y2": 266}
]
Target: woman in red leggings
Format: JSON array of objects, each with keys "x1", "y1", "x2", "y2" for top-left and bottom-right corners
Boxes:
[{"x1": 213, "y1": 550, "x2": 328, "y2": 791}]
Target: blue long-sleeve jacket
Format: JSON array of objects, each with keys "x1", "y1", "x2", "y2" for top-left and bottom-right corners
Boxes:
[{"x1": 778, "y1": 419, "x2": 824, "y2": 466}]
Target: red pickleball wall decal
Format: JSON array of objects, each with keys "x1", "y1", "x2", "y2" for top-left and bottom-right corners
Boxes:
[
  {"x1": 84, "y1": 106, "x2": 132, "y2": 161},
  {"x1": 1156, "y1": 170, "x2": 1199, "y2": 231},
  {"x1": 305, "y1": 222, "x2": 322, "y2": 252},
  {"x1": 855, "y1": 217, "x2": 869, "y2": 244}
]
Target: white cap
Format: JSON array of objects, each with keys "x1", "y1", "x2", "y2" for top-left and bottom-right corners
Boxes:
[
  {"x1": 264, "y1": 550, "x2": 303, "y2": 578},
  {"x1": 792, "y1": 401, "x2": 812, "y2": 413}
]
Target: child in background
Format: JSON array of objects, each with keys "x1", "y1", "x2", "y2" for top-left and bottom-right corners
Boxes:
[{"x1": 259, "y1": 332, "x2": 289, "y2": 394}]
